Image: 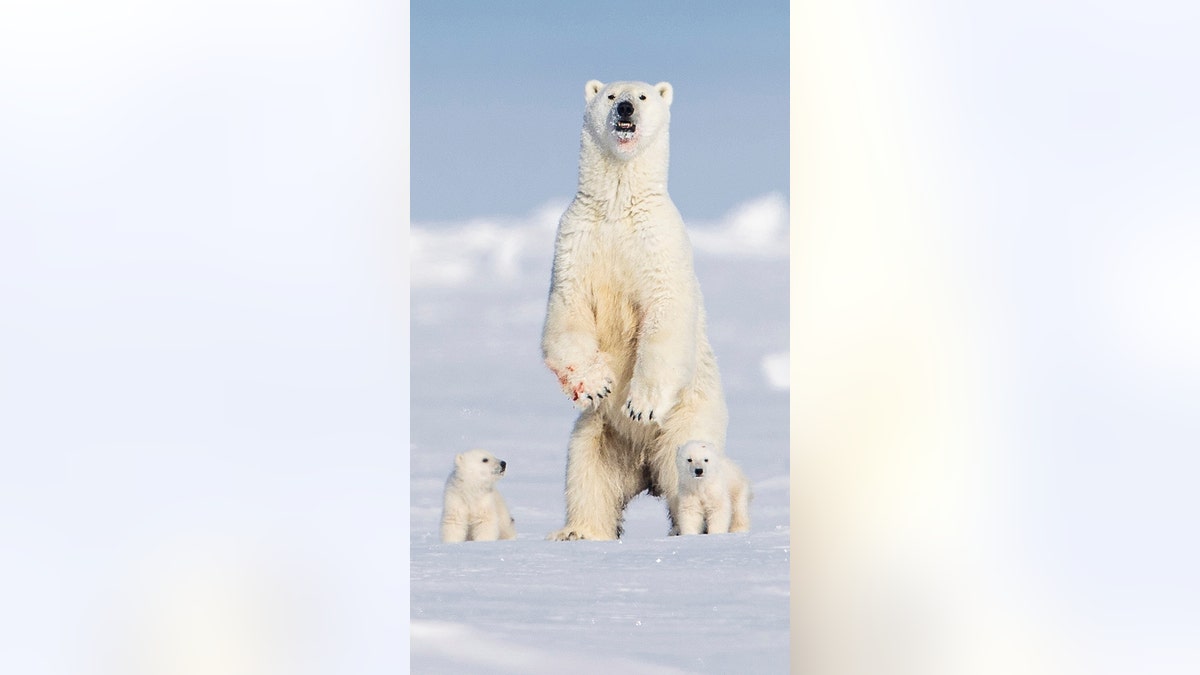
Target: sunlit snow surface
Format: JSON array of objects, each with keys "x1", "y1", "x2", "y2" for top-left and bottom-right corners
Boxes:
[{"x1": 410, "y1": 194, "x2": 790, "y2": 672}]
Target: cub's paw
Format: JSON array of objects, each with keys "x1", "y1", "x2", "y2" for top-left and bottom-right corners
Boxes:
[
  {"x1": 623, "y1": 379, "x2": 674, "y2": 424},
  {"x1": 551, "y1": 354, "x2": 615, "y2": 410}
]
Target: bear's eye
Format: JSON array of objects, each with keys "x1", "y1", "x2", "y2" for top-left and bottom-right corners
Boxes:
[
  {"x1": 686, "y1": 458, "x2": 692, "y2": 463},
  {"x1": 703, "y1": 458, "x2": 709, "y2": 462},
  {"x1": 607, "y1": 94, "x2": 615, "y2": 100},
  {"x1": 639, "y1": 94, "x2": 646, "y2": 100},
  {"x1": 482, "y1": 458, "x2": 489, "y2": 463}
]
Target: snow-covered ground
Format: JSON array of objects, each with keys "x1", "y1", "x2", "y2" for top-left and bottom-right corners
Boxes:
[{"x1": 409, "y1": 194, "x2": 790, "y2": 672}]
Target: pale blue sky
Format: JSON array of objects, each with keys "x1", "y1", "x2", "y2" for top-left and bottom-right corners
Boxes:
[{"x1": 410, "y1": 0, "x2": 789, "y2": 222}]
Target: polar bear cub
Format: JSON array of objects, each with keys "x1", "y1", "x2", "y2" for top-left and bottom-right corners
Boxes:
[
  {"x1": 674, "y1": 440, "x2": 751, "y2": 535},
  {"x1": 440, "y1": 449, "x2": 517, "y2": 543}
]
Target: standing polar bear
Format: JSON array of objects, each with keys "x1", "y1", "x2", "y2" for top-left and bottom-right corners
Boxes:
[
  {"x1": 543, "y1": 79, "x2": 729, "y2": 540},
  {"x1": 440, "y1": 449, "x2": 517, "y2": 543},
  {"x1": 675, "y1": 440, "x2": 751, "y2": 535}
]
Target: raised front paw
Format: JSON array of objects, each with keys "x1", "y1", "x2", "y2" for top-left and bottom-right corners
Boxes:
[
  {"x1": 623, "y1": 378, "x2": 674, "y2": 424},
  {"x1": 550, "y1": 354, "x2": 615, "y2": 410}
]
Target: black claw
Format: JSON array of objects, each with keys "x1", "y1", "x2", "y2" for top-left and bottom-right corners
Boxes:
[
  {"x1": 637, "y1": 412, "x2": 643, "y2": 421},
  {"x1": 648, "y1": 410, "x2": 654, "y2": 421}
]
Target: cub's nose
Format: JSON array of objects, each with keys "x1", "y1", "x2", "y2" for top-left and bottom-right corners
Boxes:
[
  {"x1": 499, "y1": 460, "x2": 507, "y2": 471},
  {"x1": 616, "y1": 100, "x2": 634, "y2": 118},
  {"x1": 694, "y1": 467, "x2": 704, "y2": 477}
]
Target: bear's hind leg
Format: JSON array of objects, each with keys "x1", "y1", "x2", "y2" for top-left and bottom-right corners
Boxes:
[
  {"x1": 472, "y1": 511, "x2": 502, "y2": 542},
  {"x1": 548, "y1": 413, "x2": 628, "y2": 541},
  {"x1": 729, "y1": 477, "x2": 751, "y2": 533},
  {"x1": 495, "y1": 496, "x2": 517, "y2": 540},
  {"x1": 441, "y1": 516, "x2": 469, "y2": 543}
]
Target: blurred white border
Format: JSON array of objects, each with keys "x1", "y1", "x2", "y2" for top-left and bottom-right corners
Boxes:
[
  {"x1": 0, "y1": 2, "x2": 409, "y2": 673},
  {"x1": 793, "y1": 2, "x2": 1199, "y2": 674}
]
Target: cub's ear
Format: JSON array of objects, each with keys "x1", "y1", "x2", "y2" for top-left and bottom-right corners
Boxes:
[
  {"x1": 454, "y1": 453, "x2": 464, "y2": 467},
  {"x1": 655, "y1": 81, "x2": 673, "y2": 106},
  {"x1": 585, "y1": 80, "x2": 604, "y2": 102}
]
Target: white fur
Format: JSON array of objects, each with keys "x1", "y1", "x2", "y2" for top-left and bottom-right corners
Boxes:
[
  {"x1": 543, "y1": 80, "x2": 729, "y2": 541},
  {"x1": 674, "y1": 440, "x2": 751, "y2": 535},
  {"x1": 440, "y1": 449, "x2": 517, "y2": 543}
]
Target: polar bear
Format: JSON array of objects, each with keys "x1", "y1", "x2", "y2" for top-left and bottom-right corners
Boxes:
[
  {"x1": 440, "y1": 449, "x2": 517, "y2": 543},
  {"x1": 542, "y1": 79, "x2": 729, "y2": 540},
  {"x1": 674, "y1": 440, "x2": 751, "y2": 535}
]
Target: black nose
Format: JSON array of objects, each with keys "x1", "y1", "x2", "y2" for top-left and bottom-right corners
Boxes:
[
  {"x1": 694, "y1": 467, "x2": 703, "y2": 476},
  {"x1": 616, "y1": 100, "x2": 634, "y2": 118},
  {"x1": 499, "y1": 460, "x2": 506, "y2": 470}
]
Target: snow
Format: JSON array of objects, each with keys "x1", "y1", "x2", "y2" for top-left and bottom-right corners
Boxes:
[
  {"x1": 409, "y1": 195, "x2": 790, "y2": 672},
  {"x1": 410, "y1": 193, "x2": 788, "y2": 289},
  {"x1": 411, "y1": 533, "x2": 790, "y2": 674}
]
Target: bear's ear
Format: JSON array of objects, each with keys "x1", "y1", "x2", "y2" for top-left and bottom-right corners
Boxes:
[
  {"x1": 655, "y1": 81, "x2": 673, "y2": 106},
  {"x1": 454, "y1": 453, "x2": 464, "y2": 467},
  {"x1": 585, "y1": 80, "x2": 604, "y2": 102}
]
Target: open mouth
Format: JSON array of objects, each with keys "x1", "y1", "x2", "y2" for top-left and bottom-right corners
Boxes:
[{"x1": 614, "y1": 120, "x2": 636, "y2": 141}]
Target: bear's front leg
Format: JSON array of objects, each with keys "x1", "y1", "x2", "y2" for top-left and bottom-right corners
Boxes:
[
  {"x1": 547, "y1": 413, "x2": 626, "y2": 541},
  {"x1": 706, "y1": 500, "x2": 734, "y2": 535},
  {"x1": 440, "y1": 507, "x2": 469, "y2": 543},
  {"x1": 675, "y1": 494, "x2": 706, "y2": 536},
  {"x1": 624, "y1": 285, "x2": 698, "y2": 424},
  {"x1": 543, "y1": 285, "x2": 614, "y2": 409}
]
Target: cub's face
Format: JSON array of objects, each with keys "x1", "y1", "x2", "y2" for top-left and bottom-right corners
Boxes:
[
  {"x1": 455, "y1": 449, "x2": 507, "y2": 486},
  {"x1": 583, "y1": 79, "x2": 673, "y2": 160},
  {"x1": 677, "y1": 440, "x2": 718, "y2": 480}
]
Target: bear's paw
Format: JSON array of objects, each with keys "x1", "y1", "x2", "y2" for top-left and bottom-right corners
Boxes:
[
  {"x1": 553, "y1": 353, "x2": 615, "y2": 411},
  {"x1": 546, "y1": 526, "x2": 614, "y2": 541},
  {"x1": 623, "y1": 378, "x2": 676, "y2": 425}
]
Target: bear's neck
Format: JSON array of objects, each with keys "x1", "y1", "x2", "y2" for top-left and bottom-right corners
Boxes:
[
  {"x1": 451, "y1": 474, "x2": 494, "y2": 495},
  {"x1": 575, "y1": 133, "x2": 670, "y2": 210}
]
